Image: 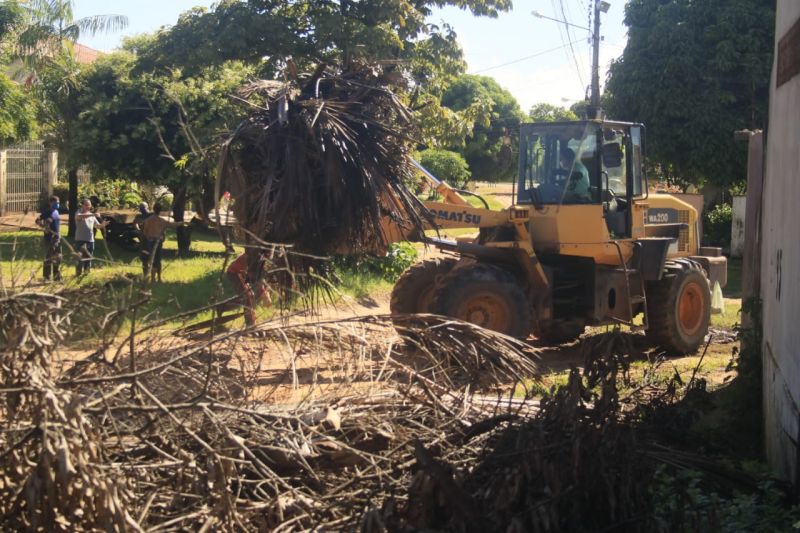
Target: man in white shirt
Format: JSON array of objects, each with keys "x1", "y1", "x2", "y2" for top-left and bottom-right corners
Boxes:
[{"x1": 74, "y1": 199, "x2": 108, "y2": 276}]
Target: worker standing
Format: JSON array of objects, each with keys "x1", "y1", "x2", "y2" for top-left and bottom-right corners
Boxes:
[
  {"x1": 35, "y1": 195, "x2": 62, "y2": 282},
  {"x1": 74, "y1": 199, "x2": 108, "y2": 277},
  {"x1": 139, "y1": 203, "x2": 182, "y2": 283},
  {"x1": 226, "y1": 252, "x2": 271, "y2": 326}
]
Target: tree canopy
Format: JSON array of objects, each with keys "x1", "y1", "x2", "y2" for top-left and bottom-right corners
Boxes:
[
  {"x1": 0, "y1": 73, "x2": 35, "y2": 145},
  {"x1": 441, "y1": 74, "x2": 523, "y2": 182},
  {"x1": 605, "y1": 0, "x2": 774, "y2": 190},
  {"x1": 134, "y1": 0, "x2": 510, "y2": 76},
  {"x1": 418, "y1": 148, "x2": 471, "y2": 189},
  {"x1": 75, "y1": 47, "x2": 254, "y2": 219},
  {"x1": 528, "y1": 103, "x2": 578, "y2": 122}
]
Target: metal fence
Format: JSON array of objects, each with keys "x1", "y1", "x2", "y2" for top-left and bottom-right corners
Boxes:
[{"x1": 5, "y1": 141, "x2": 48, "y2": 212}]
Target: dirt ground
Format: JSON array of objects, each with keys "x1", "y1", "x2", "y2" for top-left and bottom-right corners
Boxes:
[{"x1": 189, "y1": 287, "x2": 740, "y2": 406}]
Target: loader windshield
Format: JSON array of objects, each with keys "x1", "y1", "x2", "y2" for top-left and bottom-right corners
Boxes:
[{"x1": 517, "y1": 121, "x2": 601, "y2": 205}]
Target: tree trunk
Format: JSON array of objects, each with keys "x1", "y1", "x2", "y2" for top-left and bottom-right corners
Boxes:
[
  {"x1": 199, "y1": 178, "x2": 216, "y2": 223},
  {"x1": 171, "y1": 186, "x2": 192, "y2": 255},
  {"x1": 67, "y1": 167, "x2": 78, "y2": 239}
]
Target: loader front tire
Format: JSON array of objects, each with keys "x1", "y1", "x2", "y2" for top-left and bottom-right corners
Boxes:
[
  {"x1": 390, "y1": 258, "x2": 457, "y2": 314},
  {"x1": 645, "y1": 262, "x2": 711, "y2": 355},
  {"x1": 431, "y1": 263, "x2": 532, "y2": 339}
]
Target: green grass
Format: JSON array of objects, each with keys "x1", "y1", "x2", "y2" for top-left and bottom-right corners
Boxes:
[
  {"x1": 465, "y1": 193, "x2": 505, "y2": 211},
  {"x1": 723, "y1": 257, "x2": 742, "y2": 299},
  {"x1": 0, "y1": 225, "x2": 392, "y2": 335}
]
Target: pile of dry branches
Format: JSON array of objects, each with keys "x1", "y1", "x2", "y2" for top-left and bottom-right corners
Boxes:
[
  {"x1": 218, "y1": 62, "x2": 430, "y2": 263},
  {"x1": 0, "y1": 289, "x2": 542, "y2": 531},
  {"x1": 1, "y1": 288, "x2": 760, "y2": 531}
]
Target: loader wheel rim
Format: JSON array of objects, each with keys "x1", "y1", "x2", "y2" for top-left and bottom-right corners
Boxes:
[
  {"x1": 454, "y1": 292, "x2": 512, "y2": 333},
  {"x1": 678, "y1": 282, "x2": 705, "y2": 336}
]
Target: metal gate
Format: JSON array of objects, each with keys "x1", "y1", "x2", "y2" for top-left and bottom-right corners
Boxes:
[{"x1": 5, "y1": 141, "x2": 47, "y2": 212}]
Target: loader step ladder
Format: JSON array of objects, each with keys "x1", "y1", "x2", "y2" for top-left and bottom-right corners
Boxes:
[{"x1": 610, "y1": 241, "x2": 648, "y2": 332}]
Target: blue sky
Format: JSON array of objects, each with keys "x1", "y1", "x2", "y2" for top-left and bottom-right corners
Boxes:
[{"x1": 73, "y1": 0, "x2": 628, "y2": 110}]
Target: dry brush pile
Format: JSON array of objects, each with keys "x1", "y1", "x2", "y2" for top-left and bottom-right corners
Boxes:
[
  {"x1": 2, "y1": 287, "x2": 761, "y2": 532},
  {"x1": 0, "y1": 288, "x2": 547, "y2": 531}
]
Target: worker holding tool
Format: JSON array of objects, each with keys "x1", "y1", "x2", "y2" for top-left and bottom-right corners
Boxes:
[
  {"x1": 74, "y1": 198, "x2": 109, "y2": 276},
  {"x1": 35, "y1": 195, "x2": 62, "y2": 282},
  {"x1": 225, "y1": 252, "x2": 272, "y2": 326}
]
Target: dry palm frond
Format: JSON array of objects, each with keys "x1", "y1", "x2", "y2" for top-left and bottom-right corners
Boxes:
[{"x1": 218, "y1": 62, "x2": 432, "y2": 268}]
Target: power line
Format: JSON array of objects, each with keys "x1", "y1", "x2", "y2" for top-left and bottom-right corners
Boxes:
[
  {"x1": 470, "y1": 40, "x2": 583, "y2": 74},
  {"x1": 557, "y1": 0, "x2": 587, "y2": 88}
]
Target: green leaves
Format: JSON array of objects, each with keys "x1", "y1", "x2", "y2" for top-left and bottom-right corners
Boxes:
[
  {"x1": 440, "y1": 74, "x2": 523, "y2": 182},
  {"x1": 0, "y1": 72, "x2": 36, "y2": 144},
  {"x1": 606, "y1": 0, "x2": 774, "y2": 190},
  {"x1": 419, "y1": 148, "x2": 471, "y2": 189}
]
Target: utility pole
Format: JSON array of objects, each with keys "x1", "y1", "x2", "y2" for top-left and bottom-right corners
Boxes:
[
  {"x1": 588, "y1": 0, "x2": 610, "y2": 119},
  {"x1": 533, "y1": 1, "x2": 609, "y2": 120},
  {"x1": 588, "y1": 0, "x2": 602, "y2": 120}
]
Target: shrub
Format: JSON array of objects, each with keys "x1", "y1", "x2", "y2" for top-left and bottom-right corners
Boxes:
[
  {"x1": 333, "y1": 242, "x2": 418, "y2": 282},
  {"x1": 78, "y1": 179, "x2": 142, "y2": 209},
  {"x1": 418, "y1": 148, "x2": 471, "y2": 189},
  {"x1": 704, "y1": 202, "x2": 733, "y2": 248}
]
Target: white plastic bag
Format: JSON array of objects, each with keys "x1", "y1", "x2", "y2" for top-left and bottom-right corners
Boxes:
[{"x1": 711, "y1": 281, "x2": 725, "y2": 315}]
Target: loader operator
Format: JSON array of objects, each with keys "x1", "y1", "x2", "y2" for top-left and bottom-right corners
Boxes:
[{"x1": 559, "y1": 147, "x2": 591, "y2": 202}]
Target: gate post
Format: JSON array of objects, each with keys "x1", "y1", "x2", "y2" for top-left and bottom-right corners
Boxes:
[
  {"x1": 0, "y1": 150, "x2": 7, "y2": 216},
  {"x1": 45, "y1": 151, "x2": 58, "y2": 196}
]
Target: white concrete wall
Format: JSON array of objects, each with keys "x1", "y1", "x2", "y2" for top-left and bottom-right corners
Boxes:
[
  {"x1": 761, "y1": 0, "x2": 800, "y2": 485},
  {"x1": 731, "y1": 196, "x2": 746, "y2": 258}
]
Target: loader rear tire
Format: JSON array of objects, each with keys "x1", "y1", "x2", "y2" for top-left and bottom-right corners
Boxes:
[
  {"x1": 645, "y1": 262, "x2": 711, "y2": 355},
  {"x1": 390, "y1": 258, "x2": 457, "y2": 314},
  {"x1": 431, "y1": 263, "x2": 532, "y2": 339}
]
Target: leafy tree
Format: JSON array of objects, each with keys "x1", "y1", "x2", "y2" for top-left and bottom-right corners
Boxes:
[
  {"x1": 131, "y1": 1, "x2": 509, "y2": 151},
  {"x1": 441, "y1": 74, "x2": 523, "y2": 182},
  {"x1": 0, "y1": 73, "x2": 36, "y2": 145},
  {"x1": 528, "y1": 102, "x2": 578, "y2": 122},
  {"x1": 605, "y1": 0, "x2": 774, "y2": 190},
  {"x1": 0, "y1": 2, "x2": 37, "y2": 145},
  {"x1": 0, "y1": 1, "x2": 24, "y2": 57},
  {"x1": 34, "y1": 55, "x2": 83, "y2": 227},
  {"x1": 134, "y1": 0, "x2": 510, "y2": 75},
  {"x1": 75, "y1": 48, "x2": 254, "y2": 250},
  {"x1": 418, "y1": 148, "x2": 471, "y2": 189}
]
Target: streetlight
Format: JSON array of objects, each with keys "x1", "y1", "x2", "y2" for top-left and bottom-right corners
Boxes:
[{"x1": 531, "y1": 10, "x2": 590, "y2": 32}]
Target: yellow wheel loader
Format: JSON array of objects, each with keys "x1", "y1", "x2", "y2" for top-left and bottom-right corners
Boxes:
[{"x1": 390, "y1": 120, "x2": 727, "y2": 354}]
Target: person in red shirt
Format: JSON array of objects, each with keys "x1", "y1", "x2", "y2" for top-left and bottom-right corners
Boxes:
[{"x1": 226, "y1": 252, "x2": 271, "y2": 326}]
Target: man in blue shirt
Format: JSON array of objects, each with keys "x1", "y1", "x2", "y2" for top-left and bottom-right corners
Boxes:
[{"x1": 36, "y1": 195, "x2": 62, "y2": 281}]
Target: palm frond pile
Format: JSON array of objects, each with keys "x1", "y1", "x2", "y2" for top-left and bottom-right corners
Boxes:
[{"x1": 219, "y1": 63, "x2": 430, "y2": 261}]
